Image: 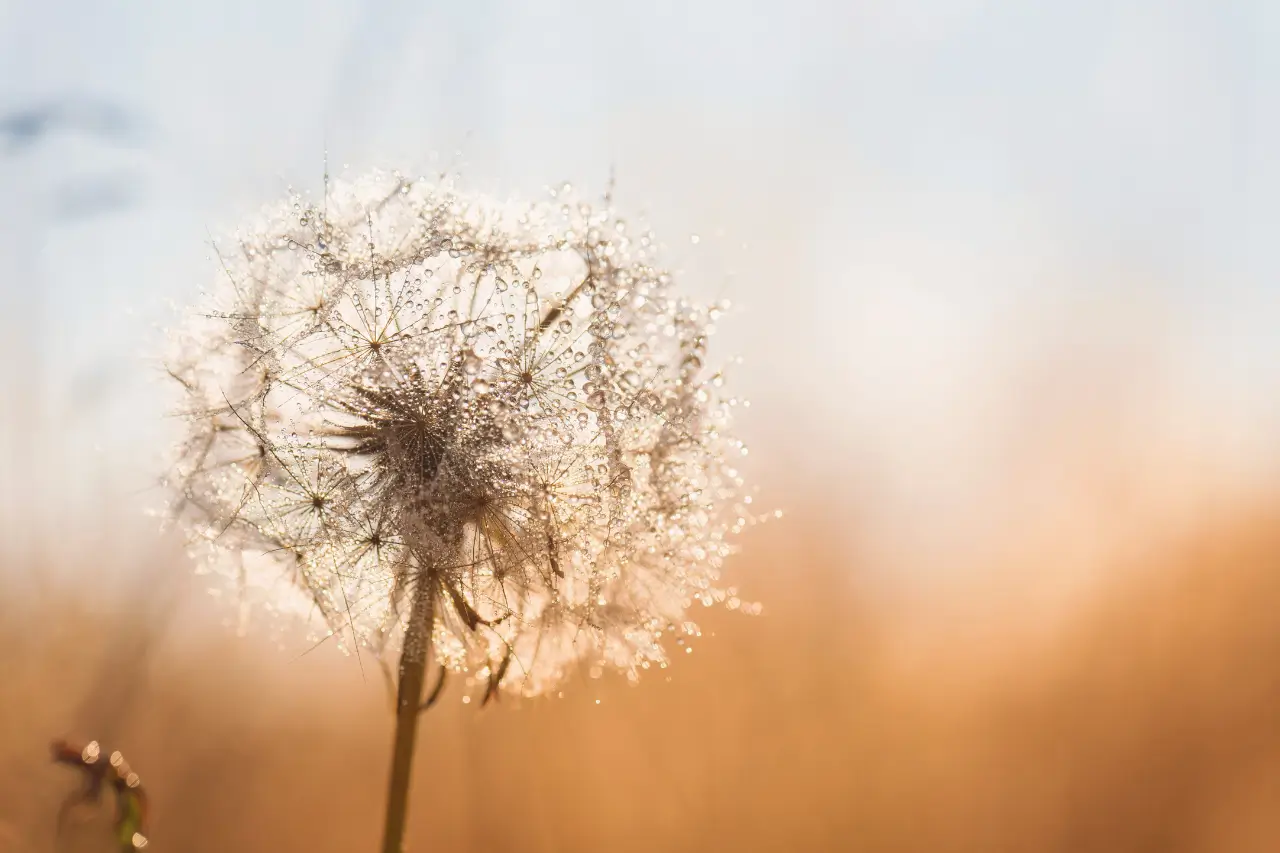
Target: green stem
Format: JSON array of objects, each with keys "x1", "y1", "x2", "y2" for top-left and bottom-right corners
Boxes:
[{"x1": 380, "y1": 579, "x2": 433, "y2": 853}]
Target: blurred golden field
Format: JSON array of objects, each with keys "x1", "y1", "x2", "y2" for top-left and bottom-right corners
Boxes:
[{"x1": 3, "y1": 460, "x2": 1279, "y2": 852}]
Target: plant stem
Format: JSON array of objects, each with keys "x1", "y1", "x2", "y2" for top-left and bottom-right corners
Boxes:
[{"x1": 380, "y1": 579, "x2": 433, "y2": 853}]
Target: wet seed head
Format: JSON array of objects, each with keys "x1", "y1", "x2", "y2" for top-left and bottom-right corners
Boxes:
[{"x1": 165, "y1": 170, "x2": 760, "y2": 697}]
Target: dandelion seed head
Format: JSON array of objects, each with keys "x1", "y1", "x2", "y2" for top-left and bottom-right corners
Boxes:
[{"x1": 166, "y1": 170, "x2": 758, "y2": 697}]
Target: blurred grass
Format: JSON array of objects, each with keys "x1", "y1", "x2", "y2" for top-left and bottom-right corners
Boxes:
[{"x1": 1, "y1": 491, "x2": 1279, "y2": 853}]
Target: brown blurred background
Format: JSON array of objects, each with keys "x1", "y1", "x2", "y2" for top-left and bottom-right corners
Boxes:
[{"x1": 3, "y1": 457, "x2": 1280, "y2": 853}]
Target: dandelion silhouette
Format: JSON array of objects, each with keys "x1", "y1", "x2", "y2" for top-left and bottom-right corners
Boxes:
[{"x1": 165, "y1": 170, "x2": 756, "y2": 852}]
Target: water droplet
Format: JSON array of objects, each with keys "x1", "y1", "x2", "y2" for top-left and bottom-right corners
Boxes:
[{"x1": 557, "y1": 319, "x2": 573, "y2": 334}]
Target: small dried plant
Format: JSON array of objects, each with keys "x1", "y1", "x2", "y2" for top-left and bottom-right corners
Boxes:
[{"x1": 164, "y1": 170, "x2": 756, "y2": 852}]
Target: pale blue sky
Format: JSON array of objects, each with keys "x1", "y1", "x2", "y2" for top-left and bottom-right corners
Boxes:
[{"x1": 2, "y1": 1, "x2": 1278, "y2": 546}]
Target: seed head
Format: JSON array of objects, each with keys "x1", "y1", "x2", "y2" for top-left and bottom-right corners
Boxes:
[{"x1": 166, "y1": 171, "x2": 755, "y2": 697}]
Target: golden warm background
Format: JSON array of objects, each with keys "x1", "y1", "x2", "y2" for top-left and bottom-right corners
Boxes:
[
  {"x1": 4, "y1": 424, "x2": 1280, "y2": 852},
  {"x1": 3, "y1": 3, "x2": 1280, "y2": 851}
]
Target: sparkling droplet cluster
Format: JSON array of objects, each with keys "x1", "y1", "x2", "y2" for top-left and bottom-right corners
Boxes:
[{"x1": 166, "y1": 171, "x2": 756, "y2": 697}]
